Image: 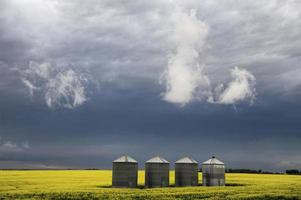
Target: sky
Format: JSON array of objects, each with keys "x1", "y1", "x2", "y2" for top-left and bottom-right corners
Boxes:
[{"x1": 0, "y1": 0, "x2": 301, "y2": 171}]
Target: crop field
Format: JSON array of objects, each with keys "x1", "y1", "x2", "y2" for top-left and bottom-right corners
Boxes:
[{"x1": 1, "y1": 170, "x2": 301, "y2": 200}]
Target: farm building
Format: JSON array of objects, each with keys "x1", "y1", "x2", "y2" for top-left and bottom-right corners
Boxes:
[
  {"x1": 175, "y1": 156, "x2": 199, "y2": 187},
  {"x1": 112, "y1": 155, "x2": 138, "y2": 188},
  {"x1": 145, "y1": 156, "x2": 169, "y2": 188},
  {"x1": 202, "y1": 156, "x2": 225, "y2": 186}
]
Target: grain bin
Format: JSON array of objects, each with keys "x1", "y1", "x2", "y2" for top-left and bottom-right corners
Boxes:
[
  {"x1": 175, "y1": 156, "x2": 198, "y2": 187},
  {"x1": 145, "y1": 156, "x2": 169, "y2": 188},
  {"x1": 202, "y1": 156, "x2": 225, "y2": 186},
  {"x1": 112, "y1": 155, "x2": 138, "y2": 188}
]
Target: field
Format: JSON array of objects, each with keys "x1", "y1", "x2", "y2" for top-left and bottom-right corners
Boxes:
[{"x1": 1, "y1": 170, "x2": 301, "y2": 200}]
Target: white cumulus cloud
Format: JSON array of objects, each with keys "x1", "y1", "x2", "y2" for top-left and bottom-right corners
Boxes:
[
  {"x1": 162, "y1": 6, "x2": 210, "y2": 106},
  {"x1": 160, "y1": 5, "x2": 256, "y2": 107},
  {"x1": 216, "y1": 66, "x2": 256, "y2": 104}
]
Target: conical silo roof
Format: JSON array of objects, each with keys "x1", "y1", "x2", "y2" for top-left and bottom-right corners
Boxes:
[
  {"x1": 113, "y1": 155, "x2": 137, "y2": 163},
  {"x1": 175, "y1": 156, "x2": 198, "y2": 164},
  {"x1": 146, "y1": 156, "x2": 169, "y2": 163},
  {"x1": 202, "y1": 156, "x2": 224, "y2": 165}
]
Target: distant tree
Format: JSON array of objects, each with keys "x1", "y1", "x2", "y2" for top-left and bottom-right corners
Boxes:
[
  {"x1": 286, "y1": 169, "x2": 300, "y2": 175},
  {"x1": 226, "y1": 169, "x2": 262, "y2": 174},
  {"x1": 225, "y1": 169, "x2": 281, "y2": 174}
]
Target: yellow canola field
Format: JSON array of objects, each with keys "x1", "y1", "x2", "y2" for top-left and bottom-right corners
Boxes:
[{"x1": 1, "y1": 170, "x2": 301, "y2": 200}]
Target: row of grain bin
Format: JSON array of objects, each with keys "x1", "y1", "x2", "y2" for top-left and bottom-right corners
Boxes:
[{"x1": 112, "y1": 155, "x2": 225, "y2": 188}]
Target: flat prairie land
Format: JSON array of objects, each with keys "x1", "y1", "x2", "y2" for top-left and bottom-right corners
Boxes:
[{"x1": 0, "y1": 170, "x2": 301, "y2": 200}]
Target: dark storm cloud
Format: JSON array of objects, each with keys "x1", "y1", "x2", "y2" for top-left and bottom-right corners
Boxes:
[
  {"x1": 1, "y1": 0, "x2": 301, "y2": 170},
  {"x1": 1, "y1": 82, "x2": 301, "y2": 170},
  {"x1": 1, "y1": 0, "x2": 300, "y2": 106}
]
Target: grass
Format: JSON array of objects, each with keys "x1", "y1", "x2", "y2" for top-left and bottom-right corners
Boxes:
[{"x1": 1, "y1": 170, "x2": 301, "y2": 199}]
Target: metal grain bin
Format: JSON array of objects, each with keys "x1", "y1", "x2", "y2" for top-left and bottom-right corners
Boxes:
[
  {"x1": 202, "y1": 156, "x2": 225, "y2": 186},
  {"x1": 112, "y1": 155, "x2": 138, "y2": 188},
  {"x1": 145, "y1": 156, "x2": 169, "y2": 188},
  {"x1": 175, "y1": 157, "x2": 198, "y2": 187}
]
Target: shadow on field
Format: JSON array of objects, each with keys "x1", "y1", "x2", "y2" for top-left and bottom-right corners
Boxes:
[
  {"x1": 225, "y1": 183, "x2": 245, "y2": 186},
  {"x1": 97, "y1": 185, "x2": 148, "y2": 189},
  {"x1": 97, "y1": 183, "x2": 245, "y2": 189},
  {"x1": 97, "y1": 186, "x2": 112, "y2": 188}
]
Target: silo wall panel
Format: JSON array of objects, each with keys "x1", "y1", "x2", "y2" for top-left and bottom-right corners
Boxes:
[
  {"x1": 145, "y1": 163, "x2": 169, "y2": 188},
  {"x1": 112, "y1": 163, "x2": 138, "y2": 188},
  {"x1": 202, "y1": 164, "x2": 225, "y2": 186},
  {"x1": 175, "y1": 163, "x2": 198, "y2": 186}
]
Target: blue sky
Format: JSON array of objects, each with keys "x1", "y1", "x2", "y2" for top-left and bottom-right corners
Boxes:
[{"x1": 0, "y1": 0, "x2": 301, "y2": 170}]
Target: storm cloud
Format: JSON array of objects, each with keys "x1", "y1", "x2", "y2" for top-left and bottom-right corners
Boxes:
[{"x1": 0, "y1": 0, "x2": 301, "y2": 170}]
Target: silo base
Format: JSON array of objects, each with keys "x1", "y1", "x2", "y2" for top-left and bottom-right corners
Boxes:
[{"x1": 202, "y1": 178, "x2": 225, "y2": 186}]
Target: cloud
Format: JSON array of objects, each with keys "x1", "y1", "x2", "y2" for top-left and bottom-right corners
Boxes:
[
  {"x1": 162, "y1": 6, "x2": 210, "y2": 106},
  {"x1": 21, "y1": 78, "x2": 38, "y2": 97},
  {"x1": 0, "y1": 137, "x2": 30, "y2": 153},
  {"x1": 21, "y1": 62, "x2": 89, "y2": 109},
  {"x1": 160, "y1": 5, "x2": 256, "y2": 107},
  {"x1": 1, "y1": 0, "x2": 301, "y2": 171},
  {"x1": 1, "y1": 0, "x2": 301, "y2": 108},
  {"x1": 214, "y1": 67, "x2": 256, "y2": 104},
  {"x1": 45, "y1": 69, "x2": 87, "y2": 109}
]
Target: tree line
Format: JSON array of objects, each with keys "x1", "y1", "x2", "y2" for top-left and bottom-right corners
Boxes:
[
  {"x1": 224, "y1": 169, "x2": 301, "y2": 175},
  {"x1": 285, "y1": 169, "x2": 301, "y2": 175}
]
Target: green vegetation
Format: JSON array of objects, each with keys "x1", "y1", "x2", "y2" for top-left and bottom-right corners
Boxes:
[{"x1": 1, "y1": 170, "x2": 301, "y2": 200}]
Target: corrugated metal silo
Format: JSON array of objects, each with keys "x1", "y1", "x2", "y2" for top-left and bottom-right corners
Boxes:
[
  {"x1": 175, "y1": 156, "x2": 198, "y2": 187},
  {"x1": 202, "y1": 156, "x2": 225, "y2": 186},
  {"x1": 145, "y1": 156, "x2": 169, "y2": 188},
  {"x1": 112, "y1": 155, "x2": 138, "y2": 188}
]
